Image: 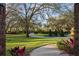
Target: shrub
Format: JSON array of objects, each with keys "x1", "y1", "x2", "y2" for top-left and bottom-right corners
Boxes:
[
  {"x1": 57, "y1": 40, "x2": 65, "y2": 50},
  {"x1": 9, "y1": 46, "x2": 26, "y2": 56},
  {"x1": 57, "y1": 38, "x2": 75, "y2": 55}
]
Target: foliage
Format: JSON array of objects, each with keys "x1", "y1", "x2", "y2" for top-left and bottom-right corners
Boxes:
[
  {"x1": 9, "y1": 46, "x2": 25, "y2": 56},
  {"x1": 47, "y1": 12, "x2": 74, "y2": 33},
  {"x1": 57, "y1": 38, "x2": 77, "y2": 55}
]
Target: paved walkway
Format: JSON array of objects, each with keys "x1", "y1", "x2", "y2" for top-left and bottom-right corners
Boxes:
[
  {"x1": 30, "y1": 44, "x2": 69, "y2": 56},
  {"x1": 29, "y1": 33, "x2": 69, "y2": 39}
]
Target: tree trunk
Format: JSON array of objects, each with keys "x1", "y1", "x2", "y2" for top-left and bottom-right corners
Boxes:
[
  {"x1": 25, "y1": 18, "x2": 29, "y2": 38},
  {"x1": 0, "y1": 4, "x2": 6, "y2": 55},
  {"x1": 74, "y1": 3, "x2": 79, "y2": 55},
  {"x1": 49, "y1": 29, "x2": 52, "y2": 37},
  {"x1": 23, "y1": 4, "x2": 30, "y2": 38}
]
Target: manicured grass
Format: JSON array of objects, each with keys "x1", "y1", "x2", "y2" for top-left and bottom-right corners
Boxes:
[{"x1": 6, "y1": 34, "x2": 64, "y2": 56}]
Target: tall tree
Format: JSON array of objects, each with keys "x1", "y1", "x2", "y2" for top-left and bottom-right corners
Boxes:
[
  {"x1": 22, "y1": 3, "x2": 65, "y2": 37},
  {"x1": 74, "y1": 3, "x2": 79, "y2": 55},
  {"x1": 0, "y1": 4, "x2": 6, "y2": 55},
  {"x1": 22, "y1": 3, "x2": 56, "y2": 37}
]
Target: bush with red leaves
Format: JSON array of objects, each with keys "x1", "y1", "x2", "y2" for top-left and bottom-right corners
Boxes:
[{"x1": 9, "y1": 46, "x2": 26, "y2": 56}]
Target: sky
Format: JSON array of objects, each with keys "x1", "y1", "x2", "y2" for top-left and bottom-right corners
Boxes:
[{"x1": 7, "y1": 3, "x2": 74, "y2": 27}]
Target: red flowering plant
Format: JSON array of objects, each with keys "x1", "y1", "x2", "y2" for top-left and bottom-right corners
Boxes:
[
  {"x1": 63, "y1": 38, "x2": 74, "y2": 48},
  {"x1": 9, "y1": 46, "x2": 26, "y2": 56},
  {"x1": 57, "y1": 38, "x2": 75, "y2": 55},
  {"x1": 68, "y1": 38, "x2": 74, "y2": 48}
]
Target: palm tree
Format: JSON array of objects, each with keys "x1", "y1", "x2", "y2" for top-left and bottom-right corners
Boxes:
[{"x1": 0, "y1": 3, "x2": 6, "y2": 55}]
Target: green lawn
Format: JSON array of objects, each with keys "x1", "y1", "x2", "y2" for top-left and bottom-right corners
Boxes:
[{"x1": 6, "y1": 34, "x2": 64, "y2": 56}]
